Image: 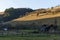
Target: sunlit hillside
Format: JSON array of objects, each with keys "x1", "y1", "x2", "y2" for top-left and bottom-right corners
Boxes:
[
  {"x1": 13, "y1": 6, "x2": 60, "y2": 21},
  {"x1": 1, "y1": 6, "x2": 60, "y2": 29},
  {"x1": 0, "y1": 12, "x2": 4, "y2": 15}
]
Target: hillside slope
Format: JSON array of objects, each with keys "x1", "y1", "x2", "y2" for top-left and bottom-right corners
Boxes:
[
  {"x1": 13, "y1": 6, "x2": 60, "y2": 21},
  {"x1": 0, "y1": 12, "x2": 4, "y2": 15},
  {"x1": 1, "y1": 6, "x2": 60, "y2": 30},
  {"x1": 13, "y1": 12, "x2": 60, "y2": 21}
]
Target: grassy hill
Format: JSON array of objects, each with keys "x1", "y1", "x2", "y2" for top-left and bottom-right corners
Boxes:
[
  {"x1": 0, "y1": 6, "x2": 60, "y2": 40},
  {"x1": 0, "y1": 12, "x2": 4, "y2": 15},
  {"x1": 12, "y1": 6, "x2": 60, "y2": 21},
  {"x1": 0, "y1": 6, "x2": 60, "y2": 33}
]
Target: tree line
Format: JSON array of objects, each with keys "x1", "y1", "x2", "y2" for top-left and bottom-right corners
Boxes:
[{"x1": 0, "y1": 7, "x2": 33, "y2": 22}]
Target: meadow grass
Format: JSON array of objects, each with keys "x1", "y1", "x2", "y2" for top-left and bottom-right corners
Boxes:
[{"x1": 0, "y1": 34, "x2": 60, "y2": 40}]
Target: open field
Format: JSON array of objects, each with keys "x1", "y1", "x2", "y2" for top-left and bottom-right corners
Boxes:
[
  {"x1": 0, "y1": 34, "x2": 60, "y2": 40},
  {"x1": 0, "y1": 30, "x2": 59, "y2": 40}
]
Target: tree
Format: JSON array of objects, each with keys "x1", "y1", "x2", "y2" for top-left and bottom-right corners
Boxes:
[{"x1": 3, "y1": 7, "x2": 33, "y2": 22}]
